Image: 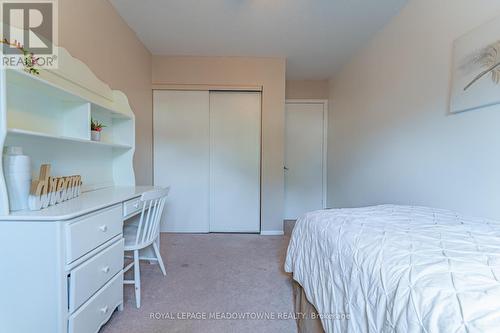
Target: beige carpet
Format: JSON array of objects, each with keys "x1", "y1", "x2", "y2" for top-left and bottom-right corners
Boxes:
[{"x1": 100, "y1": 223, "x2": 297, "y2": 333}]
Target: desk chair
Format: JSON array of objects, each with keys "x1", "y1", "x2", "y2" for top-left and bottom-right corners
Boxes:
[{"x1": 123, "y1": 187, "x2": 169, "y2": 308}]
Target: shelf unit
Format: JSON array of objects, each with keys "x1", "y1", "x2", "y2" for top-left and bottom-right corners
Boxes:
[{"x1": 0, "y1": 47, "x2": 136, "y2": 215}]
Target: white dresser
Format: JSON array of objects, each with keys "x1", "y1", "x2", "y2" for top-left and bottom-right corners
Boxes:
[
  {"x1": 0, "y1": 35, "x2": 144, "y2": 333},
  {"x1": 0, "y1": 186, "x2": 154, "y2": 333}
]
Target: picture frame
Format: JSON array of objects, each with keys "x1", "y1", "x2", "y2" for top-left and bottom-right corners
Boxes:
[{"x1": 450, "y1": 16, "x2": 500, "y2": 113}]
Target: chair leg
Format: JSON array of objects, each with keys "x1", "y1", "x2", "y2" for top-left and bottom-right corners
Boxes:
[
  {"x1": 133, "y1": 250, "x2": 141, "y2": 308},
  {"x1": 152, "y1": 242, "x2": 167, "y2": 276}
]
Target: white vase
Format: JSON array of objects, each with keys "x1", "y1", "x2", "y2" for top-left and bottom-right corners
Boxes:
[
  {"x1": 91, "y1": 130, "x2": 101, "y2": 141},
  {"x1": 3, "y1": 146, "x2": 31, "y2": 211}
]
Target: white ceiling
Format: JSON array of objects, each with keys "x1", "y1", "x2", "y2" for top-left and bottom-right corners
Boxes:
[{"x1": 110, "y1": 0, "x2": 408, "y2": 80}]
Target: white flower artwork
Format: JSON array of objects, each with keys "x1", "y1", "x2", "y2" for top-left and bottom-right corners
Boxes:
[{"x1": 450, "y1": 16, "x2": 500, "y2": 113}]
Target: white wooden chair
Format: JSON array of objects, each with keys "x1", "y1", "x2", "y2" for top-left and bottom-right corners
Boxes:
[{"x1": 123, "y1": 187, "x2": 169, "y2": 308}]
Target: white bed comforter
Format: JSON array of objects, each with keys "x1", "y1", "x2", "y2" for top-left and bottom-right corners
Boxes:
[{"x1": 285, "y1": 205, "x2": 500, "y2": 333}]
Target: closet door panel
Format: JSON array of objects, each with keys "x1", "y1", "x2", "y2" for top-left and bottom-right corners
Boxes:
[
  {"x1": 209, "y1": 92, "x2": 261, "y2": 233},
  {"x1": 153, "y1": 90, "x2": 210, "y2": 232}
]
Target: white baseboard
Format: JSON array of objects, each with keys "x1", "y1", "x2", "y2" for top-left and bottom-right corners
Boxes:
[{"x1": 260, "y1": 230, "x2": 284, "y2": 236}]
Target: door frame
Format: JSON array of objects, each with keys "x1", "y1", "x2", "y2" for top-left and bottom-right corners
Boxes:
[{"x1": 285, "y1": 99, "x2": 328, "y2": 210}]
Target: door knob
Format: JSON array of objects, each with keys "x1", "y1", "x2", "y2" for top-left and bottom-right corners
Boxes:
[{"x1": 284, "y1": 166, "x2": 289, "y2": 171}]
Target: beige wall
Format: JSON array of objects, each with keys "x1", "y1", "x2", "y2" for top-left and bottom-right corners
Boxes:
[
  {"x1": 152, "y1": 56, "x2": 286, "y2": 232},
  {"x1": 286, "y1": 80, "x2": 329, "y2": 99},
  {"x1": 328, "y1": 0, "x2": 500, "y2": 219},
  {"x1": 59, "y1": 0, "x2": 153, "y2": 185}
]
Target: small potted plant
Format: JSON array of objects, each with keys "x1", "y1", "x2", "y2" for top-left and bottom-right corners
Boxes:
[{"x1": 90, "y1": 118, "x2": 106, "y2": 142}]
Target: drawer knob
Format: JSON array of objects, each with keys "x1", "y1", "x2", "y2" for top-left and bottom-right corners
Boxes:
[
  {"x1": 100, "y1": 306, "x2": 109, "y2": 314},
  {"x1": 99, "y1": 225, "x2": 108, "y2": 232},
  {"x1": 102, "y1": 266, "x2": 110, "y2": 273},
  {"x1": 133, "y1": 202, "x2": 139, "y2": 208}
]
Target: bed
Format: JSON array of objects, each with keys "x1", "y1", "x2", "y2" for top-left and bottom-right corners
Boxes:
[{"x1": 285, "y1": 205, "x2": 500, "y2": 333}]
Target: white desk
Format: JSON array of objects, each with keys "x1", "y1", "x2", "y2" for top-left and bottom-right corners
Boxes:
[{"x1": 0, "y1": 186, "x2": 155, "y2": 333}]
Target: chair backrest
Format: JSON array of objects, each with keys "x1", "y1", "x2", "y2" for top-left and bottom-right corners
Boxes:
[{"x1": 134, "y1": 187, "x2": 170, "y2": 247}]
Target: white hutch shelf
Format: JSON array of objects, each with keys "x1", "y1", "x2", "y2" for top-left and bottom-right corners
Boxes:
[
  {"x1": 0, "y1": 47, "x2": 136, "y2": 215},
  {"x1": 6, "y1": 128, "x2": 133, "y2": 149}
]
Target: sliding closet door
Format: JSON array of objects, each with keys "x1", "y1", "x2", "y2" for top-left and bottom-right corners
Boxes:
[
  {"x1": 209, "y1": 92, "x2": 261, "y2": 233},
  {"x1": 153, "y1": 90, "x2": 210, "y2": 232}
]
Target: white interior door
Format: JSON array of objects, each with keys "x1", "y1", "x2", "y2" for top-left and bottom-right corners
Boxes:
[
  {"x1": 285, "y1": 102, "x2": 326, "y2": 220},
  {"x1": 209, "y1": 92, "x2": 261, "y2": 233},
  {"x1": 153, "y1": 90, "x2": 210, "y2": 232}
]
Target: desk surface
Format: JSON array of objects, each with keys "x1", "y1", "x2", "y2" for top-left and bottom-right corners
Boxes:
[{"x1": 0, "y1": 186, "x2": 156, "y2": 221}]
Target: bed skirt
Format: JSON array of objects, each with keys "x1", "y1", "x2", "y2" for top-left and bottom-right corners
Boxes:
[{"x1": 293, "y1": 281, "x2": 325, "y2": 333}]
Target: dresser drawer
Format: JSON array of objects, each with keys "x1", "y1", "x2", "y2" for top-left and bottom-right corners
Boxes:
[
  {"x1": 69, "y1": 239, "x2": 124, "y2": 313},
  {"x1": 66, "y1": 206, "x2": 122, "y2": 263},
  {"x1": 123, "y1": 197, "x2": 143, "y2": 218},
  {"x1": 68, "y1": 272, "x2": 123, "y2": 333}
]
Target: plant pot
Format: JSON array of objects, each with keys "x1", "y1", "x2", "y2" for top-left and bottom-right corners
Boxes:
[{"x1": 91, "y1": 130, "x2": 101, "y2": 142}]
